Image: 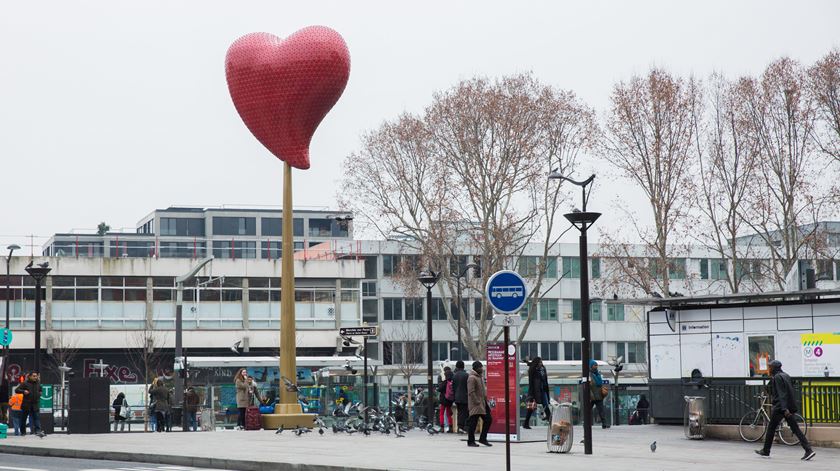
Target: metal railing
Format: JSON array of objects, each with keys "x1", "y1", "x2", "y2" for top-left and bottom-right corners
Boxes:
[{"x1": 705, "y1": 377, "x2": 840, "y2": 426}]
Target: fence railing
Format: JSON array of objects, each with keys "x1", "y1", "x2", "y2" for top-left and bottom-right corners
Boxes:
[{"x1": 705, "y1": 377, "x2": 840, "y2": 426}]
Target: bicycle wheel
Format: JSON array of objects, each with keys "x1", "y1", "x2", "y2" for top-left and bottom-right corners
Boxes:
[
  {"x1": 739, "y1": 411, "x2": 767, "y2": 442},
  {"x1": 778, "y1": 414, "x2": 808, "y2": 446}
]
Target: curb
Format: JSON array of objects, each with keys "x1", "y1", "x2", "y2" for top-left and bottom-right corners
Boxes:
[{"x1": 0, "y1": 444, "x2": 385, "y2": 471}]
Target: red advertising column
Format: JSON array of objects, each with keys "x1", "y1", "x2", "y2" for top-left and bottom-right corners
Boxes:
[{"x1": 486, "y1": 342, "x2": 519, "y2": 440}]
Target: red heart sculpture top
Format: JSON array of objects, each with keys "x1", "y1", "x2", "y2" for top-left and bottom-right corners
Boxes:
[{"x1": 225, "y1": 26, "x2": 351, "y2": 170}]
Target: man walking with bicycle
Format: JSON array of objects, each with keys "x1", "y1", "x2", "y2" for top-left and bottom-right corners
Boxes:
[{"x1": 755, "y1": 360, "x2": 815, "y2": 461}]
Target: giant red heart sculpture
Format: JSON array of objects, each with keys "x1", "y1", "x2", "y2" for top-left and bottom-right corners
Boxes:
[{"x1": 225, "y1": 26, "x2": 351, "y2": 170}]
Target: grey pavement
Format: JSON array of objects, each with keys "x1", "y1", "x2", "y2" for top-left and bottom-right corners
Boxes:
[
  {"x1": 1, "y1": 425, "x2": 837, "y2": 471},
  {"x1": 0, "y1": 452, "x2": 215, "y2": 471}
]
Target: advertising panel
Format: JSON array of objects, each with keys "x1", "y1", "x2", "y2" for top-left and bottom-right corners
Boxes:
[
  {"x1": 802, "y1": 332, "x2": 840, "y2": 377},
  {"x1": 485, "y1": 342, "x2": 519, "y2": 441}
]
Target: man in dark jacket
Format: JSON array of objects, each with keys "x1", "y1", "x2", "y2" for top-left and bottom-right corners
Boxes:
[
  {"x1": 452, "y1": 360, "x2": 469, "y2": 433},
  {"x1": 15, "y1": 372, "x2": 44, "y2": 437},
  {"x1": 756, "y1": 360, "x2": 815, "y2": 461},
  {"x1": 184, "y1": 386, "x2": 201, "y2": 432}
]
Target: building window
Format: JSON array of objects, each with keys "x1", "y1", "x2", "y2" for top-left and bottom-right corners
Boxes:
[
  {"x1": 539, "y1": 299, "x2": 558, "y2": 321},
  {"x1": 362, "y1": 281, "x2": 377, "y2": 297},
  {"x1": 564, "y1": 342, "x2": 582, "y2": 361},
  {"x1": 450, "y1": 299, "x2": 467, "y2": 321},
  {"x1": 520, "y1": 342, "x2": 539, "y2": 361},
  {"x1": 607, "y1": 303, "x2": 625, "y2": 321},
  {"x1": 382, "y1": 255, "x2": 400, "y2": 276},
  {"x1": 571, "y1": 299, "x2": 581, "y2": 321},
  {"x1": 308, "y1": 218, "x2": 333, "y2": 237},
  {"x1": 474, "y1": 298, "x2": 484, "y2": 320},
  {"x1": 591, "y1": 258, "x2": 601, "y2": 279},
  {"x1": 364, "y1": 257, "x2": 377, "y2": 279},
  {"x1": 260, "y1": 241, "x2": 281, "y2": 260},
  {"x1": 160, "y1": 217, "x2": 205, "y2": 236},
  {"x1": 627, "y1": 342, "x2": 646, "y2": 364},
  {"x1": 431, "y1": 298, "x2": 447, "y2": 321},
  {"x1": 591, "y1": 302, "x2": 601, "y2": 321},
  {"x1": 212, "y1": 241, "x2": 255, "y2": 259},
  {"x1": 383, "y1": 342, "x2": 402, "y2": 365},
  {"x1": 591, "y1": 342, "x2": 602, "y2": 361},
  {"x1": 450, "y1": 256, "x2": 468, "y2": 277},
  {"x1": 540, "y1": 342, "x2": 559, "y2": 361},
  {"x1": 405, "y1": 298, "x2": 424, "y2": 321},
  {"x1": 735, "y1": 259, "x2": 764, "y2": 280},
  {"x1": 519, "y1": 299, "x2": 534, "y2": 320},
  {"x1": 562, "y1": 257, "x2": 581, "y2": 278},
  {"x1": 212, "y1": 217, "x2": 256, "y2": 236},
  {"x1": 544, "y1": 258, "x2": 558, "y2": 278},
  {"x1": 701, "y1": 258, "x2": 727, "y2": 280},
  {"x1": 362, "y1": 299, "x2": 378, "y2": 324},
  {"x1": 432, "y1": 342, "x2": 450, "y2": 362},
  {"x1": 518, "y1": 256, "x2": 539, "y2": 277},
  {"x1": 383, "y1": 298, "x2": 403, "y2": 321},
  {"x1": 817, "y1": 260, "x2": 835, "y2": 281},
  {"x1": 668, "y1": 258, "x2": 686, "y2": 280},
  {"x1": 405, "y1": 342, "x2": 424, "y2": 364},
  {"x1": 261, "y1": 218, "x2": 282, "y2": 236},
  {"x1": 159, "y1": 241, "x2": 206, "y2": 258}
]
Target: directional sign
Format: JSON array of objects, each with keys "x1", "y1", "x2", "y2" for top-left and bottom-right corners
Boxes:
[
  {"x1": 340, "y1": 326, "x2": 378, "y2": 337},
  {"x1": 485, "y1": 270, "x2": 528, "y2": 314},
  {"x1": 0, "y1": 328, "x2": 12, "y2": 347}
]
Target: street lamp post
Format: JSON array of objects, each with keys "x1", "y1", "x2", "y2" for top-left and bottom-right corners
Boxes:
[
  {"x1": 418, "y1": 269, "x2": 440, "y2": 427},
  {"x1": 25, "y1": 262, "x2": 51, "y2": 375},
  {"x1": 549, "y1": 171, "x2": 600, "y2": 455},
  {"x1": 2, "y1": 244, "x2": 20, "y2": 382},
  {"x1": 454, "y1": 263, "x2": 479, "y2": 361},
  {"x1": 174, "y1": 256, "x2": 213, "y2": 431}
]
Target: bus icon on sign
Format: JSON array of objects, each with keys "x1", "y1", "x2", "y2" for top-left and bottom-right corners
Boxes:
[{"x1": 491, "y1": 286, "x2": 524, "y2": 298}]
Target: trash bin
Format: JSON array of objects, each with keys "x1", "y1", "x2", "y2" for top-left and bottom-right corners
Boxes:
[
  {"x1": 683, "y1": 396, "x2": 706, "y2": 439},
  {"x1": 547, "y1": 403, "x2": 574, "y2": 453}
]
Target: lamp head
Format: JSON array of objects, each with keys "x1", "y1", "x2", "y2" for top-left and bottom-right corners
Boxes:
[{"x1": 417, "y1": 269, "x2": 440, "y2": 289}]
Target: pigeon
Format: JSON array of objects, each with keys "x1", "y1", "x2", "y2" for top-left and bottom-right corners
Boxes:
[
  {"x1": 650, "y1": 441, "x2": 657, "y2": 452},
  {"x1": 37, "y1": 261, "x2": 49, "y2": 269},
  {"x1": 230, "y1": 341, "x2": 241, "y2": 355},
  {"x1": 275, "y1": 425, "x2": 285, "y2": 435},
  {"x1": 25, "y1": 260, "x2": 33, "y2": 269}
]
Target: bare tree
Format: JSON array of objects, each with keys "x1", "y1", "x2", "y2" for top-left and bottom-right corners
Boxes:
[
  {"x1": 384, "y1": 322, "x2": 426, "y2": 425},
  {"x1": 46, "y1": 329, "x2": 79, "y2": 379},
  {"x1": 737, "y1": 58, "x2": 834, "y2": 289},
  {"x1": 809, "y1": 48, "x2": 840, "y2": 162},
  {"x1": 341, "y1": 73, "x2": 596, "y2": 358},
  {"x1": 125, "y1": 327, "x2": 168, "y2": 431},
  {"x1": 692, "y1": 73, "x2": 761, "y2": 293},
  {"x1": 599, "y1": 68, "x2": 702, "y2": 297}
]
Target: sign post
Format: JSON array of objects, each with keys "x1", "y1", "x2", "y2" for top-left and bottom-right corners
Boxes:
[
  {"x1": 485, "y1": 270, "x2": 528, "y2": 471},
  {"x1": 340, "y1": 326, "x2": 378, "y2": 430}
]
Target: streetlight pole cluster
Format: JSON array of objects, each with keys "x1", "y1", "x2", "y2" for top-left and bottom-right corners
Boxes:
[{"x1": 548, "y1": 170, "x2": 600, "y2": 455}]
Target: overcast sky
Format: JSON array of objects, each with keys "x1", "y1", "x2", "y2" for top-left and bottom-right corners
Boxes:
[{"x1": 2, "y1": 0, "x2": 839, "y2": 254}]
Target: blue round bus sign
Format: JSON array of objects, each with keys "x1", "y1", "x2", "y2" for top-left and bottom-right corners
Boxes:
[{"x1": 485, "y1": 270, "x2": 528, "y2": 314}]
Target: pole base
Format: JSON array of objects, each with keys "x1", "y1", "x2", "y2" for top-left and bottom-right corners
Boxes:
[{"x1": 261, "y1": 403, "x2": 316, "y2": 429}]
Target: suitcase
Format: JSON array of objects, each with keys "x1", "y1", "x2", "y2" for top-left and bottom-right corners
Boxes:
[
  {"x1": 244, "y1": 406, "x2": 262, "y2": 430},
  {"x1": 200, "y1": 408, "x2": 215, "y2": 431}
]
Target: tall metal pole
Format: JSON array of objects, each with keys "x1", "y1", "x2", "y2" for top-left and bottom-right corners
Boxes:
[
  {"x1": 363, "y1": 336, "x2": 369, "y2": 430},
  {"x1": 175, "y1": 281, "x2": 184, "y2": 430},
  {"x1": 33, "y1": 276, "x2": 43, "y2": 373},
  {"x1": 456, "y1": 281, "x2": 461, "y2": 361},
  {"x1": 504, "y1": 325, "x2": 511, "y2": 471},
  {"x1": 580, "y1": 226, "x2": 593, "y2": 455},
  {"x1": 279, "y1": 162, "x2": 297, "y2": 405},
  {"x1": 425, "y1": 285, "x2": 434, "y2": 426}
]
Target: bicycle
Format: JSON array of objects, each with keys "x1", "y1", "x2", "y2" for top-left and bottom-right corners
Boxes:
[{"x1": 738, "y1": 393, "x2": 808, "y2": 445}]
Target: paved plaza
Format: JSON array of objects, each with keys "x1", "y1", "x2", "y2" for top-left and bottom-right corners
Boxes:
[{"x1": 1, "y1": 425, "x2": 837, "y2": 471}]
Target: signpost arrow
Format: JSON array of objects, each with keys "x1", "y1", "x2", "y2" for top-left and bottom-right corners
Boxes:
[{"x1": 339, "y1": 326, "x2": 378, "y2": 337}]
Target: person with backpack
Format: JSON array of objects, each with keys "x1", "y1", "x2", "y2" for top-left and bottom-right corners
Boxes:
[{"x1": 437, "y1": 366, "x2": 455, "y2": 432}]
